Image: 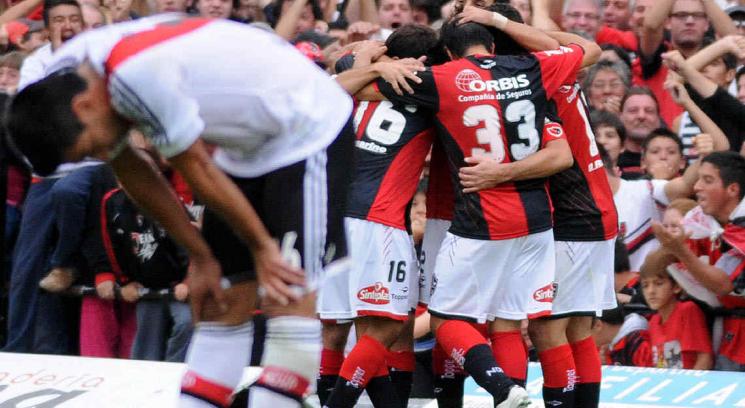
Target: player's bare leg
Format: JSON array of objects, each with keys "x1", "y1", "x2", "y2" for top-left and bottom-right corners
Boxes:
[
  {"x1": 431, "y1": 316, "x2": 530, "y2": 408},
  {"x1": 248, "y1": 292, "x2": 321, "y2": 408},
  {"x1": 387, "y1": 314, "x2": 416, "y2": 407},
  {"x1": 318, "y1": 321, "x2": 353, "y2": 405},
  {"x1": 324, "y1": 316, "x2": 404, "y2": 408},
  {"x1": 528, "y1": 317, "x2": 576, "y2": 408},
  {"x1": 180, "y1": 281, "x2": 258, "y2": 408},
  {"x1": 568, "y1": 316, "x2": 600, "y2": 408}
]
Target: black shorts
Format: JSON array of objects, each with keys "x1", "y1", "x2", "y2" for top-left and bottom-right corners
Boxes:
[{"x1": 202, "y1": 121, "x2": 354, "y2": 288}]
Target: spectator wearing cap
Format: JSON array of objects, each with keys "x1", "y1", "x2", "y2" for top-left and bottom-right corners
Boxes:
[{"x1": 726, "y1": 5, "x2": 745, "y2": 36}]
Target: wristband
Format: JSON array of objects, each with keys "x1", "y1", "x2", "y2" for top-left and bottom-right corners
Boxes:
[{"x1": 492, "y1": 12, "x2": 508, "y2": 30}]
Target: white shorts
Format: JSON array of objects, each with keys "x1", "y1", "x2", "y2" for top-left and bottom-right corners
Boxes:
[
  {"x1": 419, "y1": 219, "x2": 451, "y2": 306},
  {"x1": 428, "y1": 230, "x2": 556, "y2": 323},
  {"x1": 318, "y1": 218, "x2": 416, "y2": 321},
  {"x1": 553, "y1": 239, "x2": 617, "y2": 316}
]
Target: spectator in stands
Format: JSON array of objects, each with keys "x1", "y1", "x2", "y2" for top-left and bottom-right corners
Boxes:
[
  {"x1": 726, "y1": 5, "x2": 745, "y2": 36},
  {"x1": 195, "y1": 0, "x2": 233, "y2": 18},
  {"x1": 592, "y1": 110, "x2": 626, "y2": 168},
  {"x1": 593, "y1": 305, "x2": 652, "y2": 366},
  {"x1": 152, "y1": 0, "x2": 189, "y2": 13},
  {"x1": 510, "y1": 0, "x2": 530, "y2": 25},
  {"x1": 737, "y1": 66, "x2": 745, "y2": 103},
  {"x1": 652, "y1": 151, "x2": 745, "y2": 371},
  {"x1": 0, "y1": 51, "x2": 24, "y2": 93},
  {"x1": 618, "y1": 87, "x2": 662, "y2": 179},
  {"x1": 640, "y1": 129, "x2": 686, "y2": 180},
  {"x1": 81, "y1": 3, "x2": 107, "y2": 29},
  {"x1": 638, "y1": 0, "x2": 736, "y2": 126},
  {"x1": 6, "y1": 19, "x2": 47, "y2": 54},
  {"x1": 102, "y1": 0, "x2": 136, "y2": 22},
  {"x1": 584, "y1": 59, "x2": 631, "y2": 115},
  {"x1": 641, "y1": 207, "x2": 714, "y2": 369},
  {"x1": 602, "y1": 0, "x2": 632, "y2": 31}
]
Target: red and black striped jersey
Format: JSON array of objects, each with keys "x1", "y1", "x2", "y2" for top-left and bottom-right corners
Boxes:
[
  {"x1": 426, "y1": 139, "x2": 455, "y2": 221},
  {"x1": 346, "y1": 100, "x2": 434, "y2": 230},
  {"x1": 378, "y1": 45, "x2": 584, "y2": 240},
  {"x1": 549, "y1": 83, "x2": 619, "y2": 241}
]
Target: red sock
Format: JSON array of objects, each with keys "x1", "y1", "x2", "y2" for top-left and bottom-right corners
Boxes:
[
  {"x1": 538, "y1": 344, "x2": 576, "y2": 389},
  {"x1": 387, "y1": 350, "x2": 415, "y2": 372},
  {"x1": 570, "y1": 336, "x2": 602, "y2": 384},
  {"x1": 490, "y1": 330, "x2": 528, "y2": 382},
  {"x1": 432, "y1": 343, "x2": 465, "y2": 376},
  {"x1": 474, "y1": 322, "x2": 489, "y2": 338},
  {"x1": 321, "y1": 349, "x2": 345, "y2": 376},
  {"x1": 435, "y1": 320, "x2": 489, "y2": 367},
  {"x1": 338, "y1": 335, "x2": 387, "y2": 389}
]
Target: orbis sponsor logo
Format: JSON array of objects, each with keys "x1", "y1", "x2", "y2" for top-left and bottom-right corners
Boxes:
[
  {"x1": 455, "y1": 69, "x2": 531, "y2": 93},
  {"x1": 357, "y1": 282, "x2": 390, "y2": 304},
  {"x1": 533, "y1": 282, "x2": 557, "y2": 302}
]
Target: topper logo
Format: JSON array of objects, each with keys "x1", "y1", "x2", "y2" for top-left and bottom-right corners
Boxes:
[
  {"x1": 357, "y1": 282, "x2": 390, "y2": 304},
  {"x1": 455, "y1": 69, "x2": 483, "y2": 92},
  {"x1": 533, "y1": 283, "x2": 557, "y2": 302},
  {"x1": 546, "y1": 123, "x2": 564, "y2": 138}
]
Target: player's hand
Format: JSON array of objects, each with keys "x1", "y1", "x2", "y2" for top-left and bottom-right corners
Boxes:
[
  {"x1": 459, "y1": 155, "x2": 512, "y2": 193},
  {"x1": 456, "y1": 6, "x2": 499, "y2": 26},
  {"x1": 347, "y1": 21, "x2": 380, "y2": 43},
  {"x1": 662, "y1": 50, "x2": 687, "y2": 75},
  {"x1": 254, "y1": 239, "x2": 306, "y2": 306},
  {"x1": 693, "y1": 133, "x2": 714, "y2": 158},
  {"x1": 96, "y1": 280, "x2": 116, "y2": 300},
  {"x1": 120, "y1": 282, "x2": 143, "y2": 303},
  {"x1": 353, "y1": 40, "x2": 387, "y2": 66},
  {"x1": 646, "y1": 161, "x2": 679, "y2": 180},
  {"x1": 187, "y1": 254, "x2": 228, "y2": 321},
  {"x1": 174, "y1": 282, "x2": 189, "y2": 302},
  {"x1": 375, "y1": 59, "x2": 425, "y2": 95},
  {"x1": 652, "y1": 221, "x2": 691, "y2": 257},
  {"x1": 603, "y1": 95, "x2": 621, "y2": 114}
]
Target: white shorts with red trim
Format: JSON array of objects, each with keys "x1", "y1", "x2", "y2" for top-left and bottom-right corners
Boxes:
[
  {"x1": 318, "y1": 217, "x2": 416, "y2": 321},
  {"x1": 419, "y1": 218, "x2": 450, "y2": 306},
  {"x1": 428, "y1": 230, "x2": 556, "y2": 323},
  {"x1": 552, "y1": 238, "x2": 617, "y2": 316}
]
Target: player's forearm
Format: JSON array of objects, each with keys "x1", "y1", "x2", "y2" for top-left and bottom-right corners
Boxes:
[
  {"x1": 169, "y1": 141, "x2": 276, "y2": 253},
  {"x1": 673, "y1": 247, "x2": 733, "y2": 295},
  {"x1": 530, "y1": 0, "x2": 562, "y2": 30},
  {"x1": 546, "y1": 31, "x2": 601, "y2": 67},
  {"x1": 504, "y1": 139, "x2": 573, "y2": 181},
  {"x1": 110, "y1": 145, "x2": 215, "y2": 261},
  {"x1": 499, "y1": 19, "x2": 560, "y2": 51},
  {"x1": 336, "y1": 63, "x2": 381, "y2": 95}
]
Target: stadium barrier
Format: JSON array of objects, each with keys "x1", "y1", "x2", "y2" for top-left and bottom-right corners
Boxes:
[{"x1": 0, "y1": 353, "x2": 743, "y2": 407}]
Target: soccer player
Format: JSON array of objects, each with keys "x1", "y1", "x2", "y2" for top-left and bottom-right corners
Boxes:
[{"x1": 6, "y1": 16, "x2": 416, "y2": 408}]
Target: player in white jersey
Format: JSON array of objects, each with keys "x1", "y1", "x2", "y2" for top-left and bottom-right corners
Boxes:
[{"x1": 6, "y1": 16, "x2": 417, "y2": 408}]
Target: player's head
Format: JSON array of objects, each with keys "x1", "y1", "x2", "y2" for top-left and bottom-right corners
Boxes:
[
  {"x1": 7, "y1": 63, "x2": 124, "y2": 176},
  {"x1": 385, "y1": 24, "x2": 446, "y2": 65},
  {"x1": 485, "y1": 2, "x2": 529, "y2": 56},
  {"x1": 640, "y1": 258, "x2": 680, "y2": 312},
  {"x1": 591, "y1": 110, "x2": 625, "y2": 167},
  {"x1": 43, "y1": 0, "x2": 83, "y2": 43},
  {"x1": 696, "y1": 151, "x2": 745, "y2": 222},
  {"x1": 440, "y1": 20, "x2": 494, "y2": 59},
  {"x1": 640, "y1": 128, "x2": 685, "y2": 179}
]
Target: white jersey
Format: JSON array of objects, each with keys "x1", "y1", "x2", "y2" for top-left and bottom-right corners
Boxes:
[
  {"x1": 614, "y1": 178, "x2": 670, "y2": 271},
  {"x1": 49, "y1": 16, "x2": 353, "y2": 177}
]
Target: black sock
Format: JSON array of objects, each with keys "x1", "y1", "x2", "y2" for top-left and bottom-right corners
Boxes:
[
  {"x1": 462, "y1": 344, "x2": 515, "y2": 404},
  {"x1": 543, "y1": 386, "x2": 576, "y2": 408},
  {"x1": 510, "y1": 377, "x2": 526, "y2": 389},
  {"x1": 366, "y1": 375, "x2": 401, "y2": 408},
  {"x1": 574, "y1": 382, "x2": 601, "y2": 408},
  {"x1": 317, "y1": 375, "x2": 338, "y2": 406},
  {"x1": 434, "y1": 374, "x2": 466, "y2": 408},
  {"x1": 389, "y1": 369, "x2": 413, "y2": 408},
  {"x1": 324, "y1": 376, "x2": 365, "y2": 408}
]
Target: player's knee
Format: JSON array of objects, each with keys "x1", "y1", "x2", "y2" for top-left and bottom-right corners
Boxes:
[
  {"x1": 198, "y1": 281, "x2": 257, "y2": 324},
  {"x1": 322, "y1": 321, "x2": 352, "y2": 351},
  {"x1": 566, "y1": 316, "x2": 594, "y2": 343},
  {"x1": 527, "y1": 318, "x2": 567, "y2": 351},
  {"x1": 359, "y1": 316, "x2": 404, "y2": 347},
  {"x1": 262, "y1": 290, "x2": 317, "y2": 318}
]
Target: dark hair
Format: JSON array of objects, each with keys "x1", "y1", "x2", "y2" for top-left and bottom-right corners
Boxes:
[
  {"x1": 590, "y1": 110, "x2": 626, "y2": 143},
  {"x1": 411, "y1": 0, "x2": 440, "y2": 24},
  {"x1": 440, "y1": 20, "x2": 494, "y2": 59},
  {"x1": 385, "y1": 24, "x2": 439, "y2": 61},
  {"x1": 484, "y1": 2, "x2": 527, "y2": 56},
  {"x1": 621, "y1": 86, "x2": 660, "y2": 115},
  {"x1": 600, "y1": 43, "x2": 632, "y2": 69},
  {"x1": 599, "y1": 305, "x2": 625, "y2": 325},
  {"x1": 702, "y1": 151, "x2": 745, "y2": 200},
  {"x1": 737, "y1": 65, "x2": 745, "y2": 84},
  {"x1": 641, "y1": 127, "x2": 683, "y2": 155},
  {"x1": 614, "y1": 238, "x2": 630, "y2": 273},
  {"x1": 270, "y1": 0, "x2": 323, "y2": 27},
  {"x1": 6, "y1": 71, "x2": 86, "y2": 176},
  {"x1": 43, "y1": 0, "x2": 81, "y2": 27},
  {"x1": 598, "y1": 143, "x2": 615, "y2": 173}
]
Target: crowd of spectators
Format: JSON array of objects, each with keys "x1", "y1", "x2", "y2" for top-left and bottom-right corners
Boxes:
[{"x1": 1, "y1": 0, "x2": 745, "y2": 397}]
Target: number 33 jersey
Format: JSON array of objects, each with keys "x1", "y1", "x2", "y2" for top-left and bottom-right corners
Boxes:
[
  {"x1": 378, "y1": 45, "x2": 584, "y2": 240},
  {"x1": 345, "y1": 99, "x2": 434, "y2": 230}
]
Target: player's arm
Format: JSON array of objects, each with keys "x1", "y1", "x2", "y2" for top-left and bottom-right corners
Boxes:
[
  {"x1": 651, "y1": 222, "x2": 734, "y2": 295},
  {"x1": 545, "y1": 31, "x2": 602, "y2": 68},
  {"x1": 530, "y1": 0, "x2": 562, "y2": 31},
  {"x1": 456, "y1": 6, "x2": 560, "y2": 51},
  {"x1": 335, "y1": 59, "x2": 425, "y2": 97},
  {"x1": 459, "y1": 125, "x2": 573, "y2": 193}
]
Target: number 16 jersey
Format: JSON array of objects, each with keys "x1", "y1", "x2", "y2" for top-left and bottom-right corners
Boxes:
[{"x1": 378, "y1": 45, "x2": 584, "y2": 240}]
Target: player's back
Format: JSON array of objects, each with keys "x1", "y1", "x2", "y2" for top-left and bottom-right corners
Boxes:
[{"x1": 549, "y1": 83, "x2": 618, "y2": 242}]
